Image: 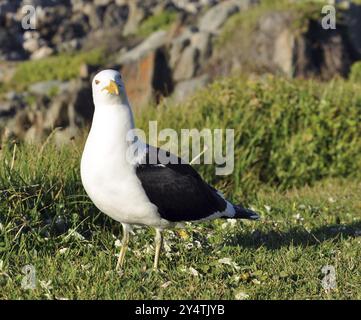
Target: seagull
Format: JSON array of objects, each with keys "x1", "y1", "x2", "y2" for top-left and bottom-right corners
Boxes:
[{"x1": 81, "y1": 69, "x2": 260, "y2": 271}]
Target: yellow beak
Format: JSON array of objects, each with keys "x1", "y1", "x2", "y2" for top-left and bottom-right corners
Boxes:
[{"x1": 102, "y1": 80, "x2": 120, "y2": 96}]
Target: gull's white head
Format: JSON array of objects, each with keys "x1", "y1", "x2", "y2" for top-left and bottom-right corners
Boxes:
[{"x1": 92, "y1": 69, "x2": 128, "y2": 106}]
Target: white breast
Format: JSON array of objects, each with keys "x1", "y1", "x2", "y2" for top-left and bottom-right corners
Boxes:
[{"x1": 80, "y1": 104, "x2": 166, "y2": 227}]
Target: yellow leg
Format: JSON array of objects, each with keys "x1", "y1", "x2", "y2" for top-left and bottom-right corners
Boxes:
[
  {"x1": 153, "y1": 229, "x2": 163, "y2": 270},
  {"x1": 116, "y1": 224, "x2": 130, "y2": 271}
]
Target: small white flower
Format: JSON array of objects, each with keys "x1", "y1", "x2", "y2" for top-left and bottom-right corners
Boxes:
[
  {"x1": 114, "y1": 239, "x2": 122, "y2": 247},
  {"x1": 67, "y1": 229, "x2": 85, "y2": 240},
  {"x1": 180, "y1": 266, "x2": 200, "y2": 277},
  {"x1": 188, "y1": 267, "x2": 200, "y2": 277},
  {"x1": 58, "y1": 248, "x2": 69, "y2": 254},
  {"x1": 161, "y1": 281, "x2": 172, "y2": 288},
  {"x1": 218, "y1": 258, "x2": 240, "y2": 271},
  {"x1": 163, "y1": 240, "x2": 172, "y2": 252},
  {"x1": 235, "y1": 291, "x2": 249, "y2": 300},
  {"x1": 194, "y1": 240, "x2": 202, "y2": 249},
  {"x1": 293, "y1": 213, "x2": 304, "y2": 222},
  {"x1": 328, "y1": 197, "x2": 336, "y2": 203},
  {"x1": 39, "y1": 280, "x2": 52, "y2": 290},
  {"x1": 222, "y1": 219, "x2": 237, "y2": 229},
  {"x1": 185, "y1": 243, "x2": 194, "y2": 250},
  {"x1": 81, "y1": 264, "x2": 92, "y2": 271}
]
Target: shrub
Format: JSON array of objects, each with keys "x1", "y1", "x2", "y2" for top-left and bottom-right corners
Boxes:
[
  {"x1": 137, "y1": 10, "x2": 178, "y2": 37},
  {"x1": 136, "y1": 75, "x2": 361, "y2": 196},
  {"x1": 349, "y1": 61, "x2": 361, "y2": 83}
]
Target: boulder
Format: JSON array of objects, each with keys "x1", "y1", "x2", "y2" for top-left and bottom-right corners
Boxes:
[
  {"x1": 209, "y1": 10, "x2": 356, "y2": 80},
  {"x1": 122, "y1": 0, "x2": 148, "y2": 36},
  {"x1": 30, "y1": 46, "x2": 54, "y2": 60},
  {"x1": 198, "y1": 1, "x2": 239, "y2": 34},
  {"x1": 173, "y1": 74, "x2": 209, "y2": 102},
  {"x1": 28, "y1": 81, "x2": 69, "y2": 96},
  {"x1": 121, "y1": 49, "x2": 173, "y2": 110},
  {"x1": 103, "y1": 3, "x2": 129, "y2": 29},
  {"x1": 173, "y1": 46, "x2": 199, "y2": 81},
  {"x1": 118, "y1": 30, "x2": 168, "y2": 64},
  {"x1": 169, "y1": 29, "x2": 192, "y2": 68},
  {"x1": 53, "y1": 126, "x2": 80, "y2": 146}
]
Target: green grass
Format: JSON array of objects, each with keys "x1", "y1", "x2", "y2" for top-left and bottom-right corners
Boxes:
[
  {"x1": 137, "y1": 10, "x2": 178, "y2": 37},
  {"x1": 1, "y1": 49, "x2": 105, "y2": 94},
  {"x1": 1, "y1": 75, "x2": 361, "y2": 299},
  {"x1": 350, "y1": 61, "x2": 361, "y2": 83}
]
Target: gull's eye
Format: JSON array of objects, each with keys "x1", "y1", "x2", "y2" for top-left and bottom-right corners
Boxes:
[{"x1": 95, "y1": 80, "x2": 100, "y2": 85}]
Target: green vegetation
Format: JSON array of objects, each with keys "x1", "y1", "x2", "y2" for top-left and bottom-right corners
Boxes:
[
  {"x1": 137, "y1": 10, "x2": 178, "y2": 37},
  {"x1": 136, "y1": 76, "x2": 361, "y2": 196},
  {"x1": 217, "y1": 0, "x2": 322, "y2": 47},
  {"x1": 7, "y1": 49, "x2": 105, "y2": 93},
  {"x1": 350, "y1": 61, "x2": 361, "y2": 83},
  {"x1": 216, "y1": 0, "x2": 358, "y2": 54},
  {"x1": 0, "y1": 75, "x2": 360, "y2": 299}
]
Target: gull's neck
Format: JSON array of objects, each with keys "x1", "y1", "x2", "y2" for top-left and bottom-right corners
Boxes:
[{"x1": 86, "y1": 102, "x2": 136, "y2": 166}]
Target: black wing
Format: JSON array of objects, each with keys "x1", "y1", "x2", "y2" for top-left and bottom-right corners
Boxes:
[{"x1": 135, "y1": 147, "x2": 227, "y2": 222}]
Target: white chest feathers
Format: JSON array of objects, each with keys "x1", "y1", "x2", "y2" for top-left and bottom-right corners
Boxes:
[{"x1": 80, "y1": 106, "x2": 163, "y2": 227}]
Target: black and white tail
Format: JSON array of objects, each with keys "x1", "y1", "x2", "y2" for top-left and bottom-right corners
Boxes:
[{"x1": 233, "y1": 205, "x2": 260, "y2": 220}]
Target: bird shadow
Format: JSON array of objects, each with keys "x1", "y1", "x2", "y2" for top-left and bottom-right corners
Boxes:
[{"x1": 225, "y1": 221, "x2": 361, "y2": 250}]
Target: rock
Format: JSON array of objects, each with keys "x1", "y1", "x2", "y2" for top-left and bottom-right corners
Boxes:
[
  {"x1": 272, "y1": 29, "x2": 295, "y2": 77},
  {"x1": 23, "y1": 37, "x2": 45, "y2": 53},
  {"x1": 173, "y1": 46, "x2": 199, "y2": 81},
  {"x1": 52, "y1": 13, "x2": 88, "y2": 43},
  {"x1": 121, "y1": 49, "x2": 173, "y2": 109},
  {"x1": 83, "y1": 4, "x2": 103, "y2": 30},
  {"x1": 5, "y1": 91, "x2": 23, "y2": 102},
  {"x1": 28, "y1": 81, "x2": 69, "y2": 96},
  {"x1": 191, "y1": 31, "x2": 213, "y2": 61},
  {"x1": 209, "y1": 10, "x2": 356, "y2": 80},
  {"x1": 30, "y1": 46, "x2": 54, "y2": 59},
  {"x1": 79, "y1": 63, "x2": 97, "y2": 79},
  {"x1": 118, "y1": 30, "x2": 168, "y2": 64},
  {"x1": 173, "y1": 74, "x2": 209, "y2": 102},
  {"x1": 44, "y1": 93, "x2": 71, "y2": 129},
  {"x1": 169, "y1": 29, "x2": 192, "y2": 68},
  {"x1": 94, "y1": 0, "x2": 113, "y2": 6},
  {"x1": 57, "y1": 38, "x2": 82, "y2": 52},
  {"x1": 53, "y1": 126, "x2": 79, "y2": 146},
  {"x1": 0, "y1": 28, "x2": 26, "y2": 60},
  {"x1": 123, "y1": 0, "x2": 148, "y2": 36},
  {"x1": 69, "y1": 80, "x2": 94, "y2": 125},
  {"x1": 344, "y1": 3, "x2": 361, "y2": 59},
  {"x1": 198, "y1": 1, "x2": 239, "y2": 34},
  {"x1": 103, "y1": 3, "x2": 129, "y2": 29},
  {"x1": 172, "y1": 0, "x2": 218, "y2": 13},
  {"x1": 0, "y1": 101, "x2": 17, "y2": 118}
]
